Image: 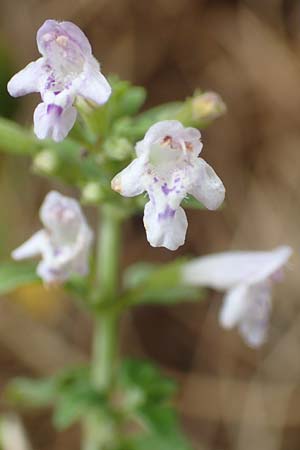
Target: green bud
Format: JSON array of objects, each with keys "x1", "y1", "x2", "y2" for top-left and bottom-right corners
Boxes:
[
  {"x1": 33, "y1": 150, "x2": 58, "y2": 175},
  {"x1": 121, "y1": 86, "x2": 146, "y2": 116},
  {"x1": 81, "y1": 182, "x2": 105, "y2": 204},
  {"x1": 103, "y1": 136, "x2": 134, "y2": 161},
  {"x1": 191, "y1": 91, "x2": 226, "y2": 122}
]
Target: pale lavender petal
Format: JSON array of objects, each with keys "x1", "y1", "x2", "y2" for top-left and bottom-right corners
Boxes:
[
  {"x1": 238, "y1": 284, "x2": 272, "y2": 347},
  {"x1": 182, "y1": 246, "x2": 292, "y2": 290},
  {"x1": 189, "y1": 157, "x2": 225, "y2": 210},
  {"x1": 33, "y1": 102, "x2": 77, "y2": 142},
  {"x1": 136, "y1": 120, "x2": 184, "y2": 156},
  {"x1": 37, "y1": 260, "x2": 67, "y2": 283},
  {"x1": 248, "y1": 246, "x2": 292, "y2": 284},
  {"x1": 37, "y1": 19, "x2": 91, "y2": 56},
  {"x1": 111, "y1": 157, "x2": 146, "y2": 197},
  {"x1": 219, "y1": 284, "x2": 249, "y2": 329},
  {"x1": 12, "y1": 230, "x2": 48, "y2": 260},
  {"x1": 78, "y1": 58, "x2": 111, "y2": 104},
  {"x1": 143, "y1": 201, "x2": 187, "y2": 251},
  {"x1": 7, "y1": 58, "x2": 43, "y2": 97}
]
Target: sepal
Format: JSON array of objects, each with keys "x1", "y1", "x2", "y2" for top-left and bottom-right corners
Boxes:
[{"x1": 123, "y1": 260, "x2": 203, "y2": 306}]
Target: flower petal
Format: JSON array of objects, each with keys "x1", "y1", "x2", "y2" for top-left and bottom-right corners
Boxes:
[
  {"x1": 37, "y1": 19, "x2": 92, "y2": 56},
  {"x1": 143, "y1": 202, "x2": 187, "y2": 251},
  {"x1": 37, "y1": 260, "x2": 67, "y2": 283},
  {"x1": 7, "y1": 58, "x2": 43, "y2": 97},
  {"x1": 78, "y1": 57, "x2": 111, "y2": 105},
  {"x1": 111, "y1": 158, "x2": 146, "y2": 196},
  {"x1": 182, "y1": 246, "x2": 292, "y2": 290},
  {"x1": 189, "y1": 157, "x2": 225, "y2": 210},
  {"x1": 33, "y1": 103, "x2": 77, "y2": 142},
  {"x1": 238, "y1": 284, "x2": 272, "y2": 347},
  {"x1": 136, "y1": 120, "x2": 184, "y2": 156},
  {"x1": 248, "y1": 246, "x2": 292, "y2": 284},
  {"x1": 219, "y1": 284, "x2": 249, "y2": 329},
  {"x1": 12, "y1": 230, "x2": 49, "y2": 260}
]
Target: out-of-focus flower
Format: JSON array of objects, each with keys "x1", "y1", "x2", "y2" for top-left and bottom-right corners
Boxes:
[
  {"x1": 12, "y1": 191, "x2": 93, "y2": 284},
  {"x1": 111, "y1": 120, "x2": 225, "y2": 251},
  {"x1": 33, "y1": 149, "x2": 58, "y2": 174},
  {"x1": 81, "y1": 181, "x2": 104, "y2": 204},
  {"x1": 191, "y1": 91, "x2": 226, "y2": 123},
  {"x1": 182, "y1": 246, "x2": 292, "y2": 347},
  {"x1": 0, "y1": 414, "x2": 32, "y2": 450},
  {"x1": 7, "y1": 19, "x2": 111, "y2": 142}
]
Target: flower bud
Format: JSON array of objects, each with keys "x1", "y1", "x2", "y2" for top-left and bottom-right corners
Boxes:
[
  {"x1": 81, "y1": 182, "x2": 105, "y2": 204},
  {"x1": 103, "y1": 136, "x2": 134, "y2": 161},
  {"x1": 191, "y1": 91, "x2": 226, "y2": 123},
  {"x1": 33, "y1": 149, "x2": 58, "y2": 175}
]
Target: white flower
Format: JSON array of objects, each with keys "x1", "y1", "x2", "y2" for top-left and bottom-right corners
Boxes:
[
  {"x1": 7, "y1": 19, "x2": 111, "y2": 142},
  {"x1": 0, "y1": 414, "x2": 32, "y2": 450},
  {"x1": 111, "y1": 120, "x2": 225, "y2": 250},
  {"x1": 182, "y1": 246, "x2": 292, "y2": 347},
  {"x1": 12, "y1": 191, "x2": 93, "y2": 284}
]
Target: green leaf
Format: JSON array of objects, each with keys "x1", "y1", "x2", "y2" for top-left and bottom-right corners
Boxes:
[
  {"x1": 118, "y1": 359, "x2": 177, "y2": 405},
  {"x1": 53, "y1": 366, "x2": 107, "y2": 430},
  {"x1": 53, "y1": 385, "x2": 107, "y2": 430},
  {"x1": 118, "y1": 406, "x2": 194, "y2": 450},
  {"x1": 0, "y1": 118, "x2": 40, "y2": 155},
  {"x1": 64, "y1": 276, "x2": 90, "y2": 301},
  {"x1": 138, "y1": 406, "x2": 193, "y2": 450},
  {"x1": 6, "y1": 377, "x2": 57, "y2": 408},
  {"x1": 81, "y1": 76, "x2": 147, "y2": 139},
  {"x1": 0, "y1": 262, "x2": 40, "y2": 296},
  {"x1": 115, "y1": 360, "x2": 192, "y2": 449},
  {"x1": 7, "y1": 367, "x2": 109, "y2": 430}
]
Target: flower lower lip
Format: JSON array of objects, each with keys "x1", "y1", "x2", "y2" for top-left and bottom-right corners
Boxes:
[{"x1": 47, "y1": 104, "x2": 63, "y2": 116}]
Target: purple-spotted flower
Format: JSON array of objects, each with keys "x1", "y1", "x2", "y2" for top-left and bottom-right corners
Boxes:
[
  {"x1": 182, "y1": 246, "x2": 292, "y2": 347},
  {"x1": 12, "y1": 191, "x2": 93, "y2": 284},
  {"x1": 111, "y1": 120, "x2": 225, "y2": 250},
  {"x1": 7, "y1": 19, "x2": 111, "y2": 142}
]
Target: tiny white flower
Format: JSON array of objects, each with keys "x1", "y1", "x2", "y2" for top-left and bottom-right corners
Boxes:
[
  {"x1": 7, "y1": 19, "x2": 111, "y2": 142},
  {"x1": 0, "y1": 414, "x2": 32, "y2": 450},
  {"x1": 182, "y1": 246, "x2": 292, "y2": 347},
  {"x1": 12, "y1": 191, "x2": 93, "y2": 284},
  {"x1": 111, "y1": 120, "x2": 225, "y2": 250}
]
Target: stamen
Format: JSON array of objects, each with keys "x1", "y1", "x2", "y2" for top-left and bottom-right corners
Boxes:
[
  {"x1": 185, "y1": 141, "x2": 193, "y2": 151},
  {"x1": 162, "y1": 135, "x2": 172, "y2": 145},
  {"x1": 56, "y1": 35, "x2": 69, "y2": 47}
]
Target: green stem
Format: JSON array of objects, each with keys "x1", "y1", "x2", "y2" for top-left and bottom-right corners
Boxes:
[
  {"x1": 92, "y1": 314, "x2": 118, "y2": 390},
  {"x1": 83, "y1": 206, "x2": 121, "y2": 450}
]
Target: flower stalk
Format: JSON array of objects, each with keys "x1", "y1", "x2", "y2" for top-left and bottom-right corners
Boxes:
[{"x1": 84, "y1": 206, "x2": 121, "y2": 449}]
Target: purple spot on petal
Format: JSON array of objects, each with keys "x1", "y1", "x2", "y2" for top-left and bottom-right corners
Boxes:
[
  {"x1": 47, "y1": 104, "x2": 63, "y2": 116},
  {"x1": 174, "y1": 177, "x2": 180, "y2": 183},
  {"x1": 154, "y1": 177, "x2": 159, "y2": 183},
  {"x1": 158, "y1": 205, "x2": 176, "y2": 221},
  {"x1": 161, "y1": 182, "x2": 175, "y2": 196}
]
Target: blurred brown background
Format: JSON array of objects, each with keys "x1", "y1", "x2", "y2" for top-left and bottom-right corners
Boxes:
[{"x1": 1, "y1": 0, "x2": 300, "y2": 449}]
